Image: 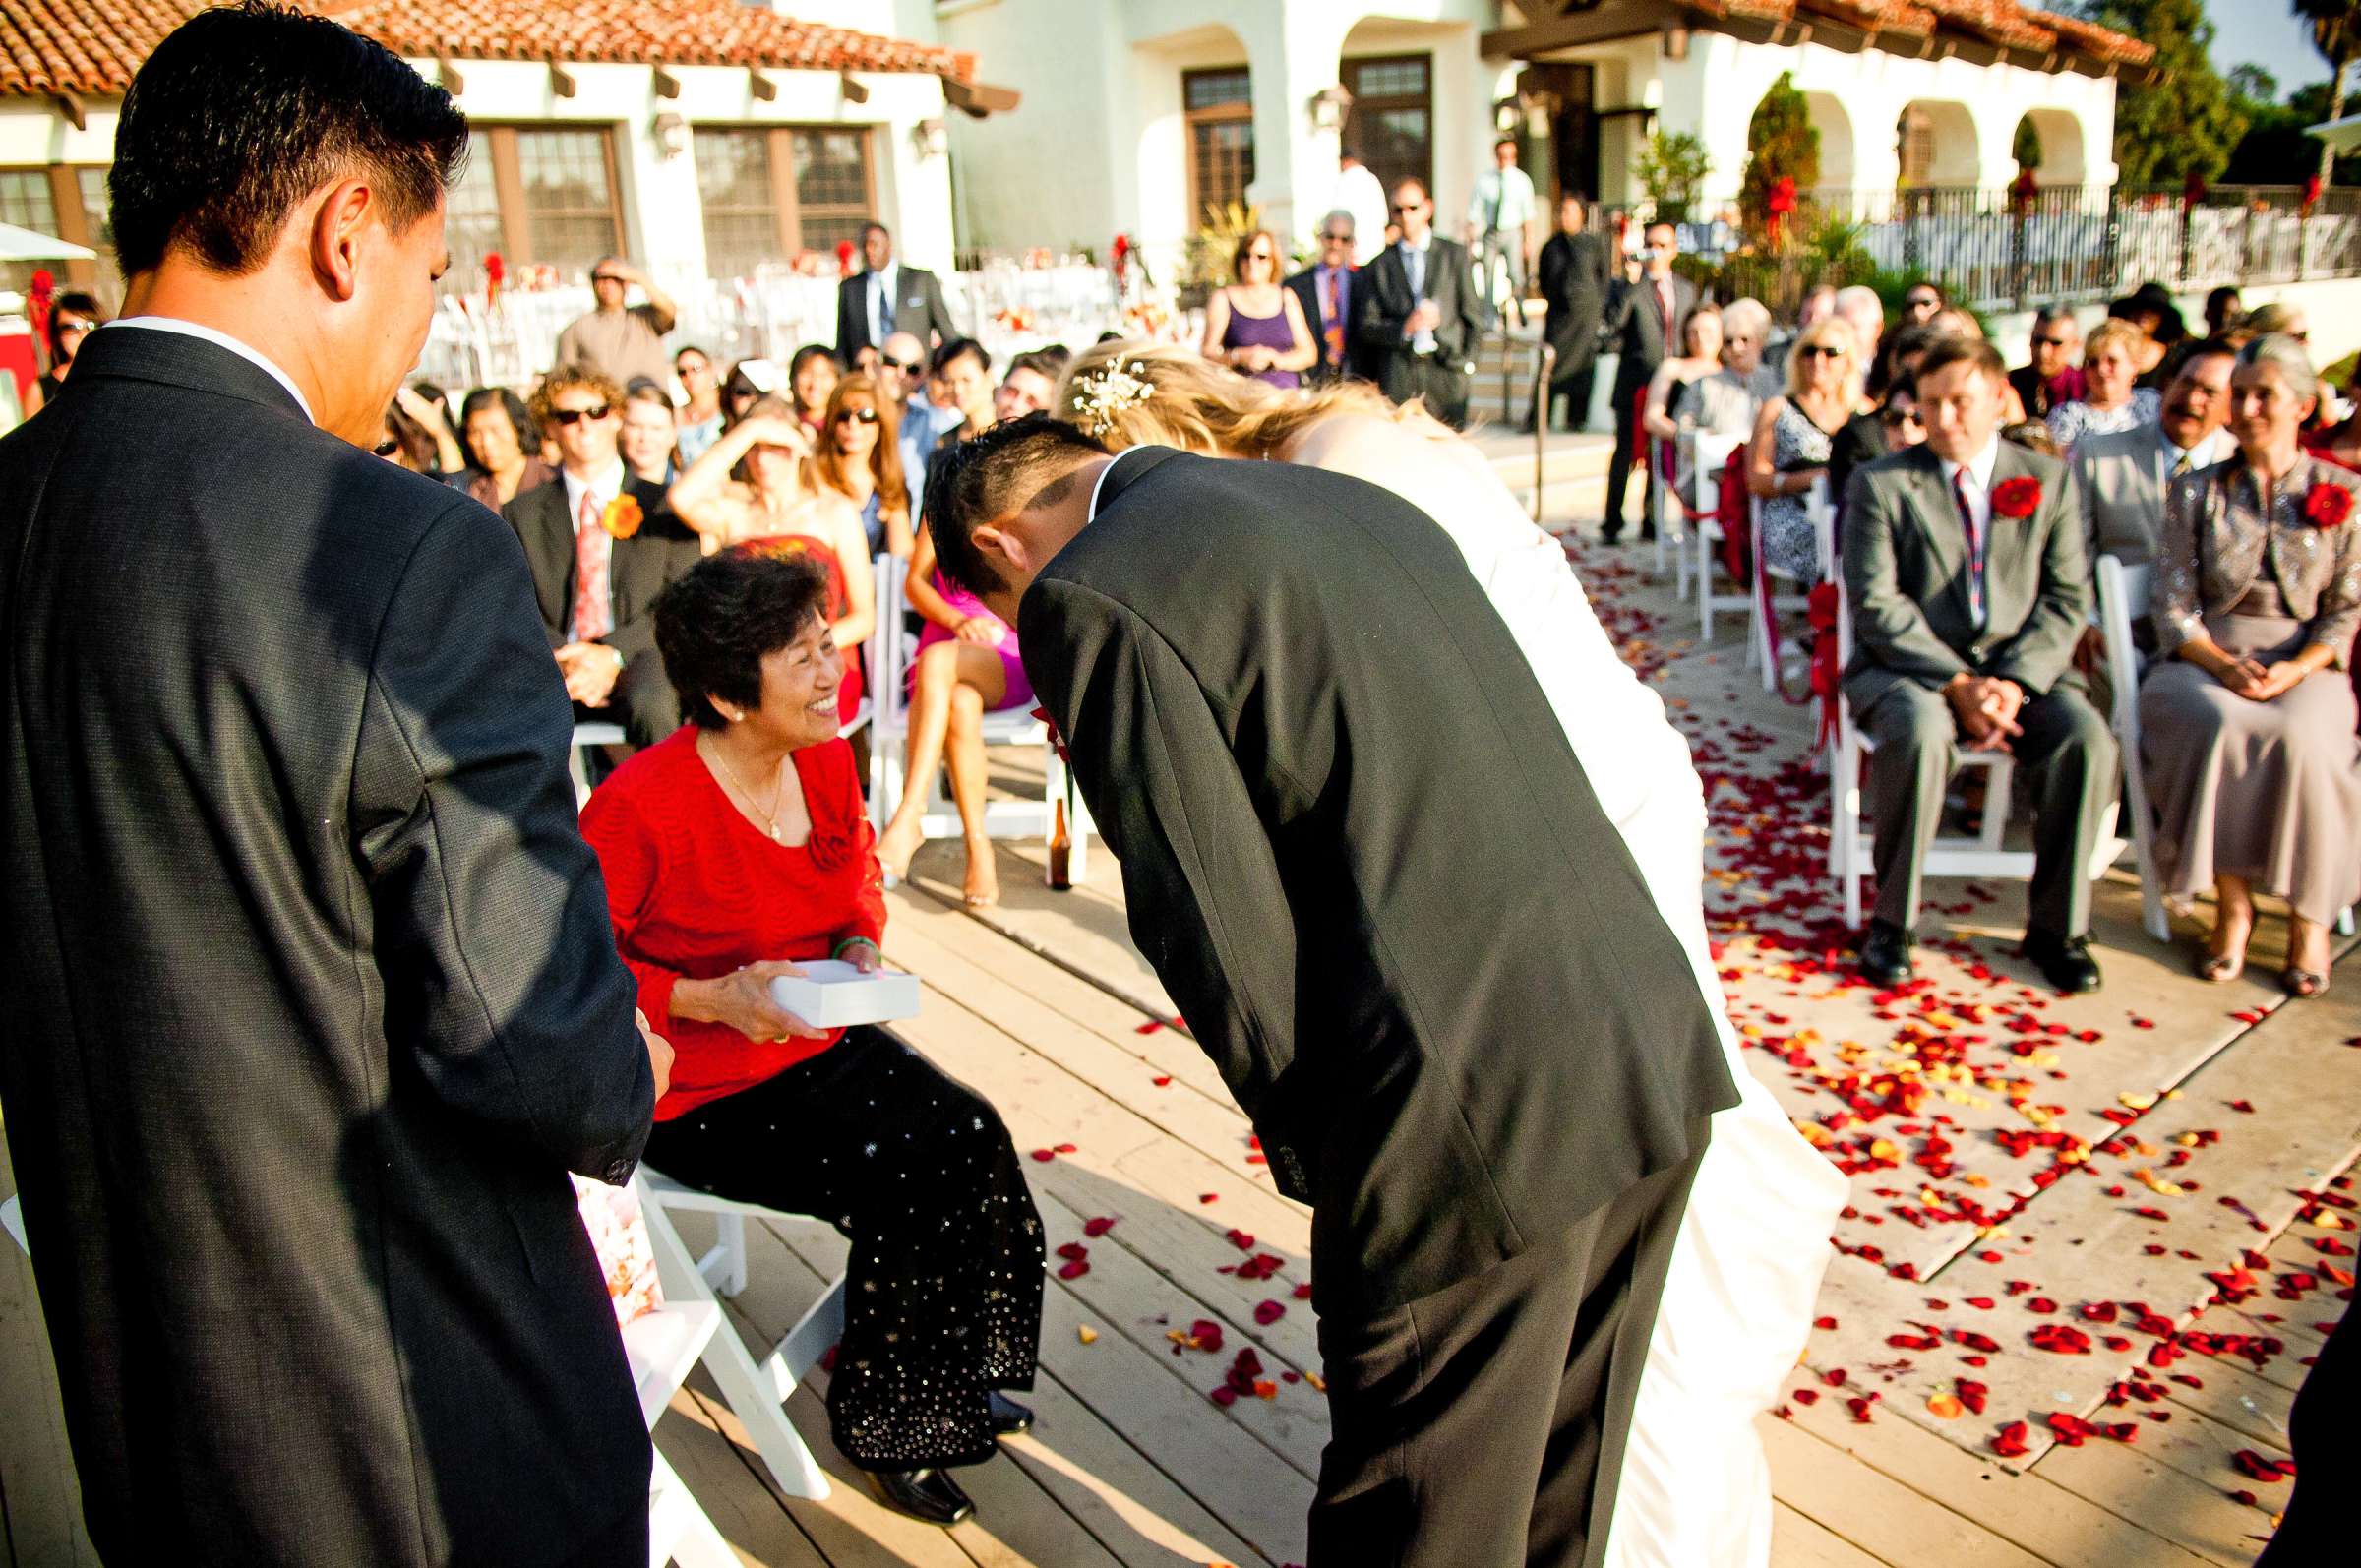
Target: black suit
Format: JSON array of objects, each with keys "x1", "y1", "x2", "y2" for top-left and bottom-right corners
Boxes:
[
  {"x1": 1604, "y1": 271, "x2": 1701, "y2": 538},
  {"x1": 1536, "y1": 229, "x2": 1610, "y2": 430},
  {"x1": 1353, "y1": 236, "x2": 1485, "y2": 428},
  {"x1": 0, "y1": 327, "x2": 655, "y2": 1564},
  {"x1": 834, "y1": 263, "x2": 959, "y2": 366},
  {"x1": 1020, "y1": 448, "x2": 1734, "y2": 1561},
  {"x1": 1285, "y1": 263, "x2": 1378, "y2": 386},
  {"x1": 502, "y1": 473, "x2": 702, "y2": 749}
]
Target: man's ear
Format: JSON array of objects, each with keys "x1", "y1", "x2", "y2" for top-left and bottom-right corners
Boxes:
[
  {"x1": 309, "y1": 178, "x2": 373, "y2": 303},
  {"x1": 971, "y1": 520, "x2": 1028, "y2": 577}
]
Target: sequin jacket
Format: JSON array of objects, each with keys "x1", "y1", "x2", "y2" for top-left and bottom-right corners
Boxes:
[{"x1": 2154, "y1": 453, "x2": 2361, "y2": 668}]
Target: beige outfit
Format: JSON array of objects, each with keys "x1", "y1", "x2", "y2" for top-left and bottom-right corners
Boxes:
[{"x1": 553, "y1": 305, "x2": 673, "y2": 389}]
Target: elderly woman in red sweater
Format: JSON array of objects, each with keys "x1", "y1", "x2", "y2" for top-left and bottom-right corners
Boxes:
[{"x1": 579, "y1": 549, "x2": 1042, "y2": 1530}]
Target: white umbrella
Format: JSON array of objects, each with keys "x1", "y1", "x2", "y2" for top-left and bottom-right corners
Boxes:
[
  {"x1": 0, "y1": 221, "x2": 94, "y2": 263},
  {"x1": 2308, "y1": 112, "x2": 2361, "y2": 154}
]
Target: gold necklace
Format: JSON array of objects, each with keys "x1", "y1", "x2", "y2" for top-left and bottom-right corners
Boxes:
[{"x1": 703, "y1": 734, "x2": 789, "y2": 842}]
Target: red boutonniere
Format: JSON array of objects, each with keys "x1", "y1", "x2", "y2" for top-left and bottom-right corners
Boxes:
[
  {"x1": 1990, "y1": 477, "x2": 2042, "y2": 520},
  {"x1": 2302, "y1": 482, "x2": 2353, "y2": 529},
  {"x1": 601, "y1": 495, "x2": 643, "y2": 539},
  {"x1": 1029, "y1": 706, "x2": 1070, "y2": 764}
]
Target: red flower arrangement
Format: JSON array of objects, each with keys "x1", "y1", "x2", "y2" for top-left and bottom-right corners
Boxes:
[
  {"x1": 484, "y1": 251, "x2": 504, "y2": 308},
  {"x1": 2303, "y1": 482, "x2": 2353, "y2": 530},
  {"x1": 1990, "y1": 476, "x2": 2042, "y2": 519}
]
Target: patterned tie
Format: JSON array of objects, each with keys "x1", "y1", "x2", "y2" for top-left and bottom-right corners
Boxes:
[
  {"x1": 2172, "y1": 452, "x2": 2193, "y2": 479},
  {"x1": 571, "y1": 487, "x2": 614, "y2": 643},
  {"x1": 1952, "y1": 469, "x2": 1987, "y2": 630},
  {"x1": 1320, "y1": 269, "x2": 1345, "y2": 366}
]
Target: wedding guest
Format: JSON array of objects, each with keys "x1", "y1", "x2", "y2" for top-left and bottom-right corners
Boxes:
[
  {"x1": 2139, "y1": 334, "x2": 2361, "y2": 998},
  {"x1": 674, "y1": 344, "x2": 725, "y2": 466},
  {"x1": 1332, "y1": 146, "x2": 1390, "y2": 266},
  {"x1": 813, "y1": 373, "x2": 914, "y2": 561},
  {"x1": 1825, "y1": 372, "x2": 1909, "y2": 508},
  {"x1": 721, "y1": 357, "x2": 778, "y2": 430},
  {"x1": 1534, "y1": 193, "x2": 1610, "y2": 430},
  {"x1": 1843, "y1": 336, "x2": 2111, "y2": 994},
  {"x1": 1357, "y1": 178, "x2": 1483, "y2": 430},
  {"x1": 1465, "y1": 135, "x2": 1536, "y2": 327},
  {"x1": 504, "y1": 364, "x2": 702, "y2": 751},
  {"x1": 930, "y1": 337, "x2": 999, "y2": 440},
  {"x1": 378, "y1": 393, "x2": 438, "y2": 472},
  {"x1": 555, "y1": 256, "x2": 677, "y2": 390},
  {"x1": 1602, "y1": 220, "x2": 1697, "y2": 541},
  {"x1": 1835, "y1": 285, "x2": 1885, "y2": 395},
  {"x1": 2003, "y1": 420, "x2": 2061, "y2": 459},
  {"x1": 2206, "y1": 285, "x2": 2243, "y2": 337},
  {"x1": 2011, "y1": 307, "x2": 2086, "y2": 422},
  {"x1": 452, "y1": 385, "x2": 553, "y2": 509},
  {"x1": 2073, "y1": 338, "x2": 2236, "y2": 569},
  {"x1": 1639, "y1": 303, "x2": 1722, "y2": 452},
  {"x1": 789, "y1": 343, "x2": 840, "y2": 438},
  {"x1": 993, "y1": 348, "x2": 1067, "y2": 425},
  {"x1": 620, "y1": 378, "x2": 678, "y2": 487},
  {"x1": 1285, "y1": 211, "x2": 1364, "y2": 386},
  {"x1": 35, "y1": 288, "x2": 101, "y2": 405},
  {"x1": 667, "y1": 396, "x2": 874, "y2": 726},
  {"x1": 1765, "y1": 285, "x2": 1836, "y2": 378},
  {"x1": 887, "y1": 330, "x2": 959, "y2": 518},
  {"x1": 1747, "y1": 316, "x2": 1861, "y2": 580},
  {"x1": 2046, "y1": 319, "x2": 2160, "y2": 451},
  {"x1": 584, "y1": 548, "x2": 1043, "y2": 1528},
  {"x1": 2240, "y1": 301, "x2": 2310, "y2": 345},
  {"x1": 1877, "y1": 323, "x2": 1942, "y2": 404},
  {"x1": 834, "y1": 220, "x2": 957, "y2": 371},
  {"x1": 0, "y1": 7, "x2": 665, "y2": 1562},
  {"x1": 1671, "y1": 296, "x2": 1779, "y2": 439},
  {"x1": 1202, "y1": 227, "x2": 1316, "y2": 390},
  {"x1": 1899, "y1": 281, "x2": 1946, "y2": 329}
]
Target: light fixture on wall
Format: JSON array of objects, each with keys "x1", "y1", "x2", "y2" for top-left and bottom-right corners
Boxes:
[
  {"x1": 1493, "y1": 98, "x2": 1521, "y2": 134},
  {"x1": 651, "y1": 112, "x2": 688, "y2": 159},
  {"x1": 1663, "y1": 25, "x2": 1690, "y2": 63},
  {"x1": 1307, "y1": 84, "x2": 1353, "y2": 135},
  {"x1": 912, "y1": 117, "x2": 949, "y2": 159}
]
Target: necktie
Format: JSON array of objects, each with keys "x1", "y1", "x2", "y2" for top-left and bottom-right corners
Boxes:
[
  {"x1": 871, "y1": 274, "x2": 887, "y2": 346},
  {"x1": 1952, "y1": 469, "x2": 1987, "y2": 629},
  {"x1": 2172, "y1": 452, "x2": 2193, "y2": 478},
  {"x1": 1489, "y1": 177, "x2": 1503, "y2": 234},
  {"x1": 571, "y1": 487, "x2": 614, "y2": 643},
  {"x1": 1658, "y1": 278, "x2": 1675, "y2": 356},
  {"x1": 1320, "y1": 270, "x2": 1345, "y2": 366}
]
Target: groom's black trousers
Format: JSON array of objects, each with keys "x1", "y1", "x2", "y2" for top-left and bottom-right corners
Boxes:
[{"x1": 1307, "y1": 1126, "x2": 1706, "y2": 1568}]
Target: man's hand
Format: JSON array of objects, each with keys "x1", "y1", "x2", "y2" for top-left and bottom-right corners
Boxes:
[
  {"x1": 1405, "y1": 300, "x2": 1442, "y2": 337},
  {"x1": 636, "y1": 1008, "x2": 674, "y2": 1103},
  {"x1": 557, "y1": 642, "x2": 625, "y2": 706},
  {"x1": 673, "y1": 960, "x2": 828, "y2": 1043},
  {"x1": 1945, "y1": 674, "x2": 2025, "y2": 753}
]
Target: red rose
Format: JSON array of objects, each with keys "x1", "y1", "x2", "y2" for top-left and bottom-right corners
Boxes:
[
  {"x1": 2303, "y1": 483, "x2": 2353, "y2": 529},
  {"x1": 1990, "y1": 476, "x2": 2042, "y2": 519}
]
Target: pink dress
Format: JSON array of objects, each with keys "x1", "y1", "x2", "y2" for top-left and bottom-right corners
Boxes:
[{"x1": 914, "y1": 572, "x2": 1033, "y2": 708}]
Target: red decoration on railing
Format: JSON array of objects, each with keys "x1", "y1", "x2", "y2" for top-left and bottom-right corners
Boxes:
[
  {"x1": 1807, "y1": 580, "x2": 1843, "y2": 751},
  {"x1": 26, "y1": 268, "x2": 53, "y2": 356},
  {"x1": 2182, "y1": 172, "x2": 2208, "y2": 212},
  {"x1": 1767, "y1": 176, "x2": 1797, "y2": 246},
  {"x1": 1112, "y1": 231, "x2": 1131, "y2": 287},
  {"x1": 483, "y1": 251, "x2": 504, "y2": 309},
  {"x1": 2303, "y1": 174, "x2": 2324, "y2": 220},
  {"x1": 835, "y1": 240, "x2": 856, "y2": 277},
  {"x1": 2009, "y1": 167, "x2": 2038, "y2": 217}
]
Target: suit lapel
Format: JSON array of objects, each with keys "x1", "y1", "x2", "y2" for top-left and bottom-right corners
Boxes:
[
  {"x1": 1981, "y1": 441, "x2": 2028, "y2": 633},
  {"x1": 1092, "y1": 446, "x2": 1185, "y2": 517},
  {"x1": 1900, "y1": 447, "x2": 1971, "y2": 622},
  {"x1": 523, "y1": 483, "x2": 576, "y2": 633}
]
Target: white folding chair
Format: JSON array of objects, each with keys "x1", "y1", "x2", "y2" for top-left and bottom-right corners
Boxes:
[
  {"x1": 1649, "y1": 433, "x2": 1680, "y2": 578},
  {"x1": 571, "y1": 721, "x2": 629, "y2": 807},
  {"x1": 1692, "y1": 431, "x2": 1752, "y2": 641},
  {"x1": 866, "y1": 552, "x2": 1094, "y2": 881},
  {"x1": 1748, "y1": 481, "x2": 1823, "y2": 691},
  {"x1": 636, "y1": 1170, "x2": 847, "y2": 1501}
]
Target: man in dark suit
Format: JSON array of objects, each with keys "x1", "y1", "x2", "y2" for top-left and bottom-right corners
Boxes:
[
  {"x1": 927, "y1": 419, "x2": 1737, "y2": 1566},
  {"x1": 835, "y1": 220, "x2": 959, "y2": 372},
  {"x1": 1842, "y1": 336, "x2": 2112, "y2": 994},
  {"x1": 0, "y1": 8, "x2": 667, "y2": 1565},
  {"x1": 1534, "y1": 192, "x2": 1609, "y2": 431},
  {"x1": 503, "y1": 363, "x2": 704, "y2": 751},
  {"x1": 1354, "y1": 178, "x2": 1485, "y2": 428},
  {"x1": 1284, "y1": 210, "x2": 1375, "y2": 385},
  {"x1": 1602, "y1": 220, "x2": 1698, "y2": 542}
]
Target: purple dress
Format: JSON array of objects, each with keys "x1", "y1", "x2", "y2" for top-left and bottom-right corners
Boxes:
[
  {"x1": 913, "y1": 573, "x2": 1034, "y2": 709},
  {"x1": 1220, "y1": 290, "x2": 1302, "y2": 389}
]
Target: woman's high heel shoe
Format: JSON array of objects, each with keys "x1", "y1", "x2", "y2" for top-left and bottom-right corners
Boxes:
[
  {"x1": 2281, "y1": 967, "x2": 2331, "y2": 999},
  {"x1": 2197, "y1": 951, "x2": 2245, "y2": 984}
]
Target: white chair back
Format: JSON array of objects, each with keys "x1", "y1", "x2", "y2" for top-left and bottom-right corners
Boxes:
[
  {"x1": 2096, "y1": 554, "x2": 2169, "y2": 941},
  {"x1": 1692, "y1": 430, "x2": 1742, "y2": 514}
]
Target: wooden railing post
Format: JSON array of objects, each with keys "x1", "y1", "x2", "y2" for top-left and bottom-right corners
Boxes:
[{"x1": 1531, "y1": 341, "x2": 1556, "y2": 526}]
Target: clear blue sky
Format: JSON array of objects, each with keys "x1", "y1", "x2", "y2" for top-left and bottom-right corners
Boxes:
[{"x1": 2205, "y1": 0, "x2": 2331, "y2": 100}]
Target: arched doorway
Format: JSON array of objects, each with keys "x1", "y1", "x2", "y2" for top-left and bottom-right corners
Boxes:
[
  {"x1": 2012, "y1": 107, "x2": 2089, "y2": 188},
  {"x1": 1896, "y1": 99, "x2": 1980, "y2": 189}
]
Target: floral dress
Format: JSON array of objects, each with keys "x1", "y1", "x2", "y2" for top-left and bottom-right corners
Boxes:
[{"x1": 1759, "y1": 400, "x2": 1842, "y2": 580}]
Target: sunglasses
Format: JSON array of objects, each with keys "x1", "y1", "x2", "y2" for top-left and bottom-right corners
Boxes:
[
  {"x1": 1798, "y1": 343, "x2": 1846, "y2": 360},
  {"x1": 591, "y1": 273, "x2": 626, "y2": 286},
  {"x1": 2034, "y1": 335, "x2": 2076, "y2": 348},
  {"x1": 834, "y1": 406, "x2": 879, "y2": 426},
  {"x1": 55, "y1": 318, "x2": 94, "y2": 334},
  {"x1": 677, "y1": 361, "x2": 711, "y2": 377},
  {"x1": 550, "y1": 404, "x2": 611, "y2": 425},
  {"x1": 880, "y1": 356, "x2": 920, "y2": 374},
  {"x1": 1906, "y1": 297, "x2": 1940, "y2": 310},
  {"x1": 1880, "y1": 407, "x2": 1923, "y2": 427},
  {"x1": 373, "y1": 437, "x2": 402, "y2": 457},
  {"x1": 1320, "y1": 231, "x2": 1353, "y2": 242},
  {"x1": 1389, "y1": 203, "x2": 1425, "y2": 214}
]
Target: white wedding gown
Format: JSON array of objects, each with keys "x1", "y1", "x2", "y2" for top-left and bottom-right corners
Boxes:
[{"x1": 1284, "y1": 416, "x2": 1849, "y2": 1568}]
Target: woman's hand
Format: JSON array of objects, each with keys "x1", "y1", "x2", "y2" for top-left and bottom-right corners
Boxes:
[
  {"x1": 673, "y1": 960, "x2": 828, "y2": 1042},
  {"x1": 394, "y1": 384, "x2": 450, "y2": 431},
  {"x1": 838, "y1": 938, "x2": 883, "y2": 975},
  {"x1": 953, "y1": 616, "x2": 1007, "y2": 647},
  {"x1": 738, "y1": 414, "x2": 812, "y2": 453}
]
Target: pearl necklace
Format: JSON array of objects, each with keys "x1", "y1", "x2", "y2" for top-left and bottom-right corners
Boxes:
[{"x1": 703, "y1": 735, "x2": 789, "y2": 842}]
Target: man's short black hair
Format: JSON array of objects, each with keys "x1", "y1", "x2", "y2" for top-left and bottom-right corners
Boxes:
[
  {"x1": 932, "y1": 337, "x2": 992, "y2": 378},
  {"x1": 862, "y1": 221, "x2": 891, "y2": 242},
  {"x1": 1007, "y1": 347, "x2": 1069, "y2": 382},
  {"x1": 653, "y1": 550, "x2": 835, "y2": 730},
  {"x1": 110, "y1": 1, "x2": 467, "y2": 277},
  {"x1": 924, "y1": 413, "x2": 1109, "y2": 598}
]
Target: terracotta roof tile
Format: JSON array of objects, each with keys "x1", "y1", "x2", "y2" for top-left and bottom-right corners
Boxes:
[
  {"x1": 1686, "y1": 0, "x2": 2149, "y2": 66},
  {"x1": 0, "y1": 0, "x2": 977, "y2": 99}
]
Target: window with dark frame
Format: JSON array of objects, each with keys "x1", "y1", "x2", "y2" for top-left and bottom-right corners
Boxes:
[
  {"x1": 0, "y1": 164, "x2": 117, "y2": 307},
  {"x1": 690, "y1": 125, "x2": 876, "y2": 277},
  {"x1": 1183, "y1": 67, "x2": 1254, "y2": 225},
  {"x1": 432, "y1": 125, "x2": 624, "y2": 292},
  {"x1": 1342, "y1": 54, "x2": 1433, "y2": 199}
]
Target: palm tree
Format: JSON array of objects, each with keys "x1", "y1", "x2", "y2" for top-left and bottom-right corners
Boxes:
[{"x1": 2297, "y1": 0, "x2": 2361, "y2": 180}]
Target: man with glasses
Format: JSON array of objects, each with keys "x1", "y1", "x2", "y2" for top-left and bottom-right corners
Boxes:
[
  {"x1": 1603, "y1": 221, "x2": 1698, "y2": 543},
  {"x1": 1535, "y1": 194, "x2": 1609, "y2": 431},
  {"x1": 555, "y1": 255, "x2": 678, "y2": 391},
  {"x1": 503, "y1": 364, "x2": 701, "y2": 752},
  {"x1": 2010, "y1": 307, "x2": 2086, "y2": 422},
  {"x1": 674, "y1": 344, "x2": 724, "y2": 466},
  {"x1": 2072, "y1": 336, "x2": 2235, "y2": 573},
  {"x1": 1899, "y1": 283, "x2": 1945, "y2": 328},
  {"x1": 883, "y1": 329, "x2": 959, "y2": 518},
  {"x1": 835, "y1": 220, "x2": 958, "y2": 374},
  {"x1": 1356, "y1": 178, "x2": 1483, "y2": 429},
  {"x1": 1285, "y1": 211, "x2": 1367, "y2": 385}
]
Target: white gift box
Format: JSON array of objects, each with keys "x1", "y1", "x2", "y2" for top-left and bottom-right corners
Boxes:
[{"x1": 767, "y1": 960, "x2": 921, "y2": 1029}]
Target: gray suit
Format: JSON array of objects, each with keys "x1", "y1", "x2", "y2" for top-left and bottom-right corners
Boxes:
[
  {"x1": 1842, "y1": 442, "x2": 2116, "y2": 935},
  {"x1": 2070, "y1": 422, "x2": 2227, "y2": 569}
]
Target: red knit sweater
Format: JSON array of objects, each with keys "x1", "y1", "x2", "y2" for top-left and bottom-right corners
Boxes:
[{"x1": 580, "y1": 728, "x2": 886, "y2": 1118}]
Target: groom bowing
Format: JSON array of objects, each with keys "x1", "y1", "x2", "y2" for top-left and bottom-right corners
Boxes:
[{"x1": 926, "y1": 417, "x2": 1738, "y2": 1568}]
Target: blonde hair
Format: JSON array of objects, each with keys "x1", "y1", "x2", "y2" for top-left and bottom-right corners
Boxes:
[
  {"x1": 2084, "y1": 317, "x2": 2144, "y2": 366},
  {"x1": 1784, "y1": 316, "x2": 1863, "y2": 402},
  {"x1": 1055, "y1": 339, "x2": 1443, "y2": 457}
]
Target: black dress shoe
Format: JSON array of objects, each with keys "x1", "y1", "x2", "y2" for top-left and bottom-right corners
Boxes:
[
  {"x1": 862, "y1": 1466, "x2": 975, "y2": 1528},
  {"x1": 1855, "y1": 920, "x2": 1914, "y2": 986},
  {"x1": 986, "y1": 1391, "x2": 1034, "y2": 1437},
  {"x1": 2023, "y1": 930, "x2": 2102, "y2": 995}
]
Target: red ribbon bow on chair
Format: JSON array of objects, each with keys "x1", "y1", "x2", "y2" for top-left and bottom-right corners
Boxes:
[{"x1": 1806, "y1": 580, "x2": 1843, "y2": 752}]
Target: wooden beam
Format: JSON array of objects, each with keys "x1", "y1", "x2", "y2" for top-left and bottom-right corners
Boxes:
[
  {"x1": 838, "y1": 72, "x2": 870, "y2": 105},
  {"x1": 942, "y1": 78, "x2": 1021, "y2": 117},
  {"x1": 652, "y1": 67, "x2": 681, "y2": 99},
  {"x1": 437, "y1": 58, "x2": 463, "y2": 94},
  {"x1": 51, "y1": 90, "x2": 85, "y2": 132},
  {"x1": 547, "y1": 60, "x2": 576, "y2": 99},
  {"x1": 749, "y1": 68, "x2": 777, "y2": 102}
]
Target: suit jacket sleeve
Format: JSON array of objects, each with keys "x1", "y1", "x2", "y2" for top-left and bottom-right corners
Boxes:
[
  {"x1": 834, "y1": 278, "x2": 860, "y2": 366},
  {"x1": 353, "y1": 500, "x2": 654, "y2": 1179},
  {"x1": 1843, "y1": 466, "x2": 1973, "y2": 689},
  {"x1": 1986, "y1": 469, "x2": 2090, "y2": 695},
  {"x1": 1538, "y1": 238, "x2": 1568, "y2": 302},
  {"x1": 1355, "y1": 256, "x2": 1409, "y2": 350},
  {"x1": 923, "y1": 271, "x2": 959, "y2": 346},
  {"x1": 1024, "y1": 580, "x2": 1303, "y2": 1190},
  {"x1": 1451, "y1": 243, "x2": 1485, "y2": 354}
]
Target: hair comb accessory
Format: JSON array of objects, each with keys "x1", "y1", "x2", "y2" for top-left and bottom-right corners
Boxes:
[{"x1": 1070, "y1": 355, "x2": 1155, "y2": 437}]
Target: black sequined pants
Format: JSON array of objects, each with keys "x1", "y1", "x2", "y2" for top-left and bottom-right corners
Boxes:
[{"x1": 643, "y1": 1026, "x2": 1045, "y2": 1471}]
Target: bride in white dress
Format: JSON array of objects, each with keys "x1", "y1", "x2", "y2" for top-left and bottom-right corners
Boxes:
[{"x1": 1056, "y1": 343, "x2": 1848, "y2": 1567}]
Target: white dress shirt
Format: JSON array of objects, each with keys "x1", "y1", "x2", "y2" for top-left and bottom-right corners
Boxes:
[
  {"x1": 1939, "y1": 438, "x2": 2003, "y2": 628},
  {"x1": 563, "y1": 456, "x2": 628, "y2": 642},
  {"x1": 1398, "y1": 234, "x2": 1437, "y2": 353},
  {"x1": 1087, "y1": 446, "x2": 1152, "y2": 521},
  {"x1": 1334, "y1": 163, "x2": 1391, "y2": 268},
  {"x1": 2161, "y1": 426, "x2": 2231, "y2": 484},
  {"x1": 868, "y1": 263, "x2": 900, "y2": 347},
  {"x1": 106, "y1": 317, "x2": 315, "y2": 424},
  {"x1": 1467, "y1": 164, "x2": 1538, "y2": 236}
]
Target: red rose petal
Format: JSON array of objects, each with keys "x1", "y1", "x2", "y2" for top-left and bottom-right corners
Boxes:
[{"x1": 1254, "y1": 1300, "x2": 1286, "y2": 1325}]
